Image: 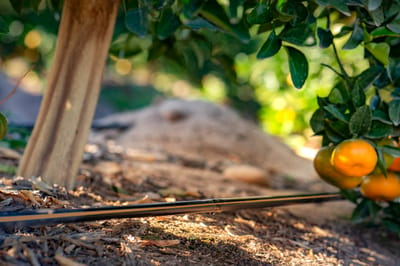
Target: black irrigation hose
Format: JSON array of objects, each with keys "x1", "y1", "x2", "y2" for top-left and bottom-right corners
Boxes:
[
  {"x1": 8, "y1": 121, "x2": 132, "y2": 131},
  {"x1": 0, "y1": 192, "x2": 344, "y2": 228}
]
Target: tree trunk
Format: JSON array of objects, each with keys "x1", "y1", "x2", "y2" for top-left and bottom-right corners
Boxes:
[{"x1": 17, "y1": 0, "x2": 120, "y2": 189}]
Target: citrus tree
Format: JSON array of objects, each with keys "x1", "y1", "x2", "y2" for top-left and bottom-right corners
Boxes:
[{"x1": 1, "y1": 0, "x2": 400, "y2": 232}]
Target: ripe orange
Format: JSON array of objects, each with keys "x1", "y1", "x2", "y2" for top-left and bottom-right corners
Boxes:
[
  {"x1": 388, "y1": 157, "x2": 400, "y2": 172},
  {"x1": 313, "y1": 146, "x2": 363, "y2": 189},
  {"x1": 331, "y1": 139, "x2": 377, "y2": 177},
  {"x1": 388, "y1": 141, "x2": 400, "y2": 172},
  {"x1": 360, "y1": 172, "x2": 400, "y2": 201}
]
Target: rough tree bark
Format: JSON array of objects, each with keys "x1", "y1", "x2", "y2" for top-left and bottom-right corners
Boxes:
[{"x1": 17, "y1": 0, "x2": 120, "y2": 189}]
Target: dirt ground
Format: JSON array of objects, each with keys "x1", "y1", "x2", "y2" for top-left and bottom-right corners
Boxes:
[
  {"x1": 0, "y1": 141, "x2": 399, "y2": 266},
  {"x1": 0, "y1": 100, "x2": 399, "y2": 265}
]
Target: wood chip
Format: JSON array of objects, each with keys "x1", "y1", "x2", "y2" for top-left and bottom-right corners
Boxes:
[
  {"x1": 0, "y1": 197, "x2": 13, "y2": 208},
  {"x1": 61, "y1": 235, "x2": 97, "y2": 250},
  {"x1": 140, "y1": 239, "x2": 180, "y2": 247},
  {"x1": 22, "y1": 244, "x2": 41, "y2": 266},
  {"x1": 55, "y1": 253, "x2": 87, "y2": 266},
  {"x1": 64, "y1": 244, "x2": 76, "y2": 254},
  {"x1": 31, "y1": 176, "x2": 54, "y2": 195}
]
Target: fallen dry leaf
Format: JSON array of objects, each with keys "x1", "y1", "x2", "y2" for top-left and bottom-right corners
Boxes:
[{"x1": 19, "y1": 190, "x2": 42, "y2": 206}]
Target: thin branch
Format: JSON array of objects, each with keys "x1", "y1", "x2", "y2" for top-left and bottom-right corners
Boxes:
[
  {"x1": 331, "y1": 40, "x2": 349, "y2": 79},
  {"x1": 321, "y1": 63, "x2": 345, "y2": 79},
  {"x1": 0, "y1": 67, "x2": 33, "y2": 106}
]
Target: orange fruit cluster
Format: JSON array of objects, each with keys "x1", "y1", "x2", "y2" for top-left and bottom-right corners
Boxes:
[
  {"x1": 313, "y1": 146, "x2": 363, "y2": 190},
  {"x1": 314, "y1": 139, "x2": 400, "y2": 201}
]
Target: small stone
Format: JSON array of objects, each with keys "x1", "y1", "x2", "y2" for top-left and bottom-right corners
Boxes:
[{"x1": 222, "y1": 164, "x2": 270, "y2": 186}]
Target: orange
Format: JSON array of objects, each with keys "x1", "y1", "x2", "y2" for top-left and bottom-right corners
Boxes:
[
  {"x1": 313, "y1": 146, "x2": 363, "y2": 189},
  {"x1": 371, "y1": 138, "x2": 395, "y2": 174},
  {"x1": 331, "y1": 139, "x2": 377, "y2": 177},
  {"x1": 388, "y1": 141, "x2": 400, "y2": 172},
  {"x1": 388, "y1": 157, "x2": 400, "y2": 172},
  {"x1": 360, "y1": 172, "x2": 400, "y2": 201}
]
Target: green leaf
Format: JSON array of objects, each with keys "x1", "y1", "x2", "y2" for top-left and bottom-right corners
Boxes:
[
  {"x1": 368, "y1": 0, "x2": 382, "y2": 11},
  {"x1": 109, "y1": 35, "x2": 142, "y2": 58},
  {"x1": 310, "y1": 108, "x2": 325, "y2": 134},
  {"x1": 388, "y1": 99, "x2": 400, "y2": 126},
  {"x1": 156, "y1": 8, "x2": 181, "y2": 40},
  {"x1": 182, "y1": 0, "x2": 204, "y2": 18},
  {"x1": 382, "y1": 145, "x2": 400, "y2": 157},
  {"x1": 280, "y1": 23, "x2": 316, "y2": 46},
  {"x1": 317, "y1": 28, "x2": 333, "y2": 48},
  {"x1": 125, "y1": 8, "x2": 149, "y2": 38},
  {"x1": 354, "y1": 65, "x2": 384, "y2": 91},
  {"x1": 369, "y1": 6, "x2": 384, "y2": 26},
  {"x1": 387, "y1": 19, "x2": 400, "y2": 34},
  {"x1": 351, "y1": 85, "x2": 366, "y2": 107},
  {"x1": 0, "y1": 113, "x2": 8, "y2": 140},
  {"x1": 372, "y1": 110, "x2": 392, "y2": 124},
  {"x1": 30, "y1": 0, "x2": 42, "y2": 11},
  {"x1": 324, "y1": 122, "x2": 346, "y2": 143},
  {"x1": 351, "y1": 198, "x2": 371, "y2": 224},
  {"x1": 323, "y1": 105, "x2": 349, "y2": 123},
  {"x1": 335, "y1": 26, "x2": 352, "y2": 38},
  {"x1": 285, "y1": 46, "x2": 308, "y2": 89},
  {"x1": 199, "y1": 1, "x2": 250, "y2": 42},
  {"x1": 180, "y1": 46, "x2": 199, "y2": 77},
  {"x1": 340, "y1": 189, "x2": 360, "y2": 204},
  {"x1": 366, "y1": 120, "x2": 392, "y2": 139},
  {"x1": 328, "y1": 87, "x2": 345, "y2": 104},
  {"x1": 342, "y1": 22, "x2": 364, "y2": 50},
  {"x1": 349, "y1": 105, "x2": 372, "y2": 137},
  {"x1": 247, "y1": 2, "x2": 271, "y2": 25},
  {"x1": 316, "y1": 0, "x2": 351, "y2": 16},
  {"x1": 317, "y1": 96, "x2": 330, "y2": 107},
  {"x1": 376, "y1": 147, "x2": 388, "y2": 175},
  {"x1": 276, "y1": 0, "x2": 308, "y2": 25},
  {"x1": 370, "y1": 27, "x2": 400, "y2": 38},
  {"x1": 9, "y1": 0, "x2": 24, "y2": 13},
  {"x1": 189, "y1": 38, "x2": 211, "y2": 68},
  {"x1": 365, "y1": 42, "x2": 390, "y2": 66},
  {"x1": 185, "y1": 18, "x2": 218, "y2": 31},
  {"x1": 228, "y1": 0, "x2": 245, "y2": 19},
  {"x1": 257, "y1": 31, "x2": 281, "y2": 59},
  {"x1": 0, "y1": 17, "x2": 8, "y2": 34},
  {"x1": 10, "y1": 0, "x2": 42, "y2": 13},
  {"x1": 330, "y1": 120, "x2": 351, "y2": 137}
]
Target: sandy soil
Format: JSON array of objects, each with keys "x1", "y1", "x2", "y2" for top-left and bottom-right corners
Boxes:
[{"x1": 0, "y1": 99, "x2": 398, "y2": 265}]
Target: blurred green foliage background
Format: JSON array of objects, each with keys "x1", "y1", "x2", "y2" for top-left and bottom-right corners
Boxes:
[{"x1": 0, "y1": 1, "x2": 368, "y2": 155}]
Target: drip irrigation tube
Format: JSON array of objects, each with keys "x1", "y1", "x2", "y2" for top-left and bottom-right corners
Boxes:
[{"x1": 0, "y1": 192, "x2": 344, "y2": 228}]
